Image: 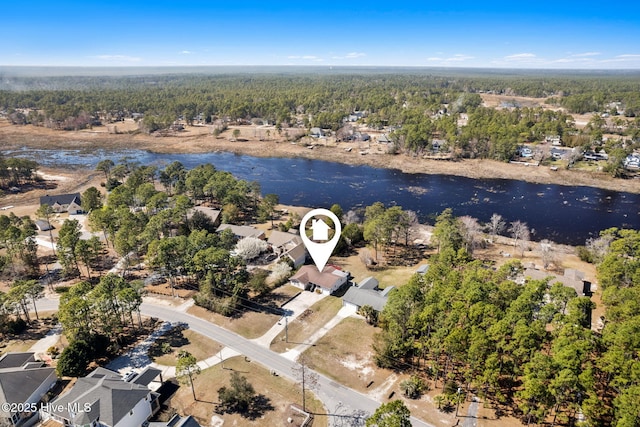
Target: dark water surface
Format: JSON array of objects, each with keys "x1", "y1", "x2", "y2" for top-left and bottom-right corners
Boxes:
[{"x1": 4, "y1": 147, "x2": 639, "y2": 245}]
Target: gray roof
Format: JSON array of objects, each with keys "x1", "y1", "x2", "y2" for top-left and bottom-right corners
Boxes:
[
  {"x1": 521, "y1": 268, "x2": 590, "y2": 296},
  {"x1": 132, "y1": 366, "x2": 162, "y2": 387},
  {"x1": 216, "y1": 224, "x2": 265, "y2": 239},
  {"x1": 268, "y1": 230, "x2": 300, "y2": 247},
  {"x1": 48, "y1": 367, "x2": 152, "y2": 427},
  {"x1": 0, "y1": 352, "x2": 34, "y2": 369},
  {"x1": 39, "y1": 193, "x2": 81, "y2": 207},
  {"x1": 342, "y1": 286, "x2": 392, "y2": 312},
  {"x1": 188, "y1": 206, "x2": 221, "y2": 223},
  {"x1": 358, "y1": 277, "x2": 379, "y2": 290},
  {"x1": 149, "y1": 415, "x2": 202, "y2": 427},
  {"x1": 416, "y1": 264, "x2": 429, "y2": 274},
  {"x1": 0, "y1": 353, "x2": 55, "y2": 406}
]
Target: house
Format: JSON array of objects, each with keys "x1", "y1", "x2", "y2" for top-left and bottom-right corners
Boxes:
[
  {"x1": 309, "y1": 127, "x2": 324, "y2": 138},
  {"x1": 149, "y1": 415, "x2": 201, "y2": 427},
  {"x1": 377, "y1": 134, "x2": 392, "y2": 144},
  {"x1": 545, "y1": 135, "x2": 562, "y2": 146},
  {"x1": 519, "y1": 266, "x2": 592, "y2": 297},
  {"x1": 188, "y1": 206, "x2": 222, "y2": 227},
  {"x1": 267, "y1": 231, "x2": 307, "y2": 267},
  {"x1": 346, "y1": 111, "x2": 365, "y2": 122},
  {"x1": 41, "y1": 366, "x2": 161, "y2": 427},
  {"x1": 216, "y1": 224, "x2": 265, "y2": 240},
  {"x1": 0, "y1": 352, "x2": 57, "y2": 426},
  {"x1": 550, "y1": 147, "x2": 569, "y2": 160},
  {"x1": 290, "y1": 265, "x2": 349, "y2": 295},
  {"x1": 624, "y1": 153, "x2": 640, "y2": 169},
  {"x1": 342, "y1": 277, "x2": 396, "y2": 312},
  {"x1": 40, "y1": 193, "x2": 82, "y2": 214},
  {"x1": 35, "y1": 219, "x2": 53, "y2": 231},
  {"x1": 310, "y1": 219, "x2": 331, "y2": 241}
]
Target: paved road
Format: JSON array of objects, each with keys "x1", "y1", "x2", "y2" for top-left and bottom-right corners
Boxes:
[
  {"x1": 462, "y1": 397, "x2": 479, "y2": 427},
  {"x1": 35, "y1": 297, "x2": 433, "y2": 427}
]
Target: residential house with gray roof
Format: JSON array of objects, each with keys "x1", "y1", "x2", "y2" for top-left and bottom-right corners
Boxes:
[
  {"x1": 0, "y1": 352, "x2": 57, "y2": 426},
  {"x1": 41, "y1": 367, "x2": 161, "y2": 427}
]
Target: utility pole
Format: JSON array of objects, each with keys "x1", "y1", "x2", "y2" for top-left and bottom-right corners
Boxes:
[{"x1": 455, "y1": 387, "x2": 462, "y2": 417}]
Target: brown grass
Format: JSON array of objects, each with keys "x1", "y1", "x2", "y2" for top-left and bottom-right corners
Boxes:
[
  {"x1": 1, "y1": 119, "x2": 637, "y2": 194},
  {"x1": 269, "y1": 296, "x2": 343, "y2": 353},
  {"x1": 166, "y1": 356, "x2": 326, "y2": 427},
  {"x1": 187, "y1": 305, "x2": 280, "y2": 339},
  {"x1": 332, "y1": 249, "x2": 429, "y2": 289},
  {"x1": 150, "y1": 328, "x2": 224, "y2": 365}
]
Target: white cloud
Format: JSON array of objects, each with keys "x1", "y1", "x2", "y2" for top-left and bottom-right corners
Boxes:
[
  {"x1": 504, "y1": 53, "x2": 537, "y2": 61},
  {"x1": 92, "y1": 54, "x2": 142, "y2": 62},
  {"x1": 447, "y1": 54, "x2": 475, "y2": 62},
  {"x1": 427, "y1": 57, "x2": 444, "y2": 61},
  {"x1": 331, "y1": 52, "x2": 367, "y2": 60},
  {"x1": 287, "y1": 55, "x2": 323, "y2": 62},
  {"x1": 570, "y1": 52, "x2": 601, "y2": 57},
  {"x1": 180, "y1": 50, "x2": 193, "y2": 55}
]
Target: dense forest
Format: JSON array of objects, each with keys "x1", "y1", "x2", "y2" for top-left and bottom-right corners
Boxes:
[
  {"x1": 374, "y1": 210, "x2": 640, "y2": 426},
  {"x1": 1, "y1": 70, "x2": 640, "y2": 166}
]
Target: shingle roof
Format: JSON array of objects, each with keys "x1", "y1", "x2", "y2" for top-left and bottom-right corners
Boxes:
[
  {"x1": 290, "y1": 265, "x2": 347, "y2": 290},
  {"x1": 343, "y1": 286, "x2": 390, "y2": 312},
  {"x1": 0, "y1": 353, "x2": 55, "y2": 406},
  {"x1": 48, "y1": 367, "x2": 151, "y2": 427},
  {"x1": 267, "y1": 230, "x2": 300, "y2": 247},
  {"x1": 216, "y1": 224, "x2": 265, "y2": 239},
  {"x1": 39, "y1": 193, "x2": 81, "y2": 207},
  {"x1": 132, "y1": 366, "x2": 162, "y2": 387},
  {"x1": 0, "y1": 352, "x2": 34, "y2": 369}
]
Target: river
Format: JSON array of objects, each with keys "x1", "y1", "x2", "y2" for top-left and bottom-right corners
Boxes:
[{"x1": 3, "y1": 147, "x2": 639, "y2": 245}]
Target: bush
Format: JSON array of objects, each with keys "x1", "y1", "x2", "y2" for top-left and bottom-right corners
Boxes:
[
  {"x1": 46, "y1": 346, "x2": 60, "y2": 357},
  {"x1": 5, "y1": 318, "x2": 27, "y2": 334},
  {"x1": 576, "y1": 246, "x2": 594, "y2": 263},
  {"x1": 57, "y1": 340, "x2": 91, "y2": 377},
  {"x1": 400, "y1": 375, "x2": 427, "y2": 399}
]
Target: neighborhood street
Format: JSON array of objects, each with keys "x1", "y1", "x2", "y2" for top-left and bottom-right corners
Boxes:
[{"x1": 35, "y1": 295, "x2": 434, "y2": 427}]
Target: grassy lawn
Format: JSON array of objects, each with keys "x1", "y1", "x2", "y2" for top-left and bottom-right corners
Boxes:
[
  {"x1": 270, "y1": 296, "x2": 342, "y2": 353},
  {"x1": 149, "y1": 327, "x2": 224, "y2": 365},
  {"x1": 165, "y1": 356, "x2": 326, "y2": 427}
]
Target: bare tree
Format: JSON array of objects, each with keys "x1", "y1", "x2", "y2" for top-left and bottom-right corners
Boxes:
[
  {"x1": 292, "y1": 356, "x2": 319, "y2": 412},
  {"x1": 488, "y1": 213, "x2": 506, "y2": 243},
  {"x1": 343, "y1": 209, "x2": 361, "y2": 225},
  {"x1": 585, "y1": 234, "x2": 614, "y2": 264},
  {"x1": 460, "y1": 215, "x2": 482, "y2": 252},
  {"x1": 509, "y1": 220, "x2": 530, "y2": 255},
  {"x1": 540, "y1": 239, "x2": 556, "y2": 270}
]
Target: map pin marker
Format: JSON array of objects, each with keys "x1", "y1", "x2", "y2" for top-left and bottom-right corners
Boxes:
[{"x1": 300, "y1": 208, "x2": 342, "y2": 273}]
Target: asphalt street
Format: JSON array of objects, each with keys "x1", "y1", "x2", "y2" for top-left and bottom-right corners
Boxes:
[{"x1": 35, "y1": 297, "x2": 433, "y2": 427}]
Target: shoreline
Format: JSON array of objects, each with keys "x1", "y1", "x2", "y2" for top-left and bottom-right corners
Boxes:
[{"x1": 1, "y1": 120, "x2": 639, "y2": 194}]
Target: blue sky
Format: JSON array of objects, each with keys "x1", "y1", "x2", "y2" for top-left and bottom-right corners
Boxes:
[{"x1": 2, "y1": 1, "x2": 640, "y2": 69}]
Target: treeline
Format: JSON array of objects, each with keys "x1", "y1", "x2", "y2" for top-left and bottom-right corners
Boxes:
[
  {"x1": 2, "y1": 72, "x2": 640, "y2": 130},
  {"x1": 0, "y1": 156, "x2": 39, "y2": 188},
  {"x1": 374, "y1": 209, "x2": 640, "y2": 426}
]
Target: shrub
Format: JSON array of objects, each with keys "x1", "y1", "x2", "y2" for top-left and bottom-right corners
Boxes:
[{"x1": 400, "y1": 375, "x2": 427, "y2": 399}]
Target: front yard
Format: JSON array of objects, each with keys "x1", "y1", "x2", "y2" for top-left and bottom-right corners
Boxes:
[{"x1": 163, "y1": 356, "x2": 326, "y2": 427}]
